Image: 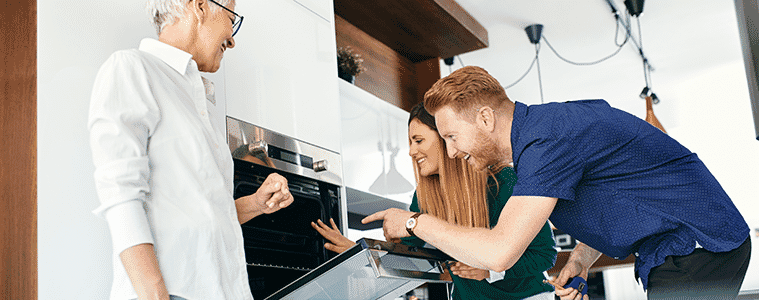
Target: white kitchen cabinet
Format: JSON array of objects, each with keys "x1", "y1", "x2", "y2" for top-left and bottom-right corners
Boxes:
[
  {"x1": 224, "y1": 0, "x2": 341, "y2": 152},
  {"x1": 293, "y1": 0, "x2": 332, "y2": 22},
  {"x1": 339, "y1": 79, "x2": 416, "y2": 220}
]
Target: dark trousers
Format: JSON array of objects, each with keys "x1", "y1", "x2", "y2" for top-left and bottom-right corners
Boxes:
[{"x1": 647, "y1": 237, "x2": 752, "y2": 300}]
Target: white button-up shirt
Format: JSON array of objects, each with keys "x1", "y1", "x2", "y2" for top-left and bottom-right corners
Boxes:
[{"x1": 89, "y1": 38, "x2": 252, "y2": 300}]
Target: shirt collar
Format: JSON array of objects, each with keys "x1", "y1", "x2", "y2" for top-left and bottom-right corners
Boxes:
[
  {"x1": 511, "y1": 101, "x2": 528, "y2": 151},
  {"x1": 138, "y1": 38, "x2": 194, "y2": 75}
]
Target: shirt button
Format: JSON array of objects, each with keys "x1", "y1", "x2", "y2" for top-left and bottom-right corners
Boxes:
[{"x1": 635, "y1": 252, "x2": 639, "y2": 257}]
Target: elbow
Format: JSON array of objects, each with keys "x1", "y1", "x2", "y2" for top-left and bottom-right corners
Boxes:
[
  {"x1": 486, "y1": 252, "x2": 516, "y2": 273},
  {"x1": 488, "y1": 261, "x2": 514, "y2": 273},
  {"x1": 481, "y1": 230, "x2": 520, "y2": 273},
  {"x1": 489, "y1": 264, "x2": 508, "y2": 273},
  {"x1": 487, "y1": 236, "x2": 526, "y2": 272}
]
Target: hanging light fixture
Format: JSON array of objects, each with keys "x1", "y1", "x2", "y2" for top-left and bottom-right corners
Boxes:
[
  {"x1": 639, "y1": 86, "x2": 650, "y2": 99},
  {"x1": 525, "y1": 24, "x2": 543, "y2": 45},
  {"x1": 645, "y1": 93, "x2": 666, "y2": 133},
  {"x1": 650, "y1": 93, "x2": 660, "y2": 104},
  {"x1": 524, "y1": 24, "x2": 545, "y2": 103},
  {"x1": 624, "y1": 0, "x2": 645, "y2": 17},
  {"x1": 369, "y1": 120, "x2": 414, "y2": 196}
]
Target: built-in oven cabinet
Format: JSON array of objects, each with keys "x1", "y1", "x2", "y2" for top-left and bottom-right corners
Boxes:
[
  {"x1": 224, "y1": 0, "x2": 341, "y2": 153},
  {"x1": 227, "y1": 117, "x2": 346, "y2": 299},
  {"x1": 339, "y1": 79, "x2": 416, "y2": 231}
]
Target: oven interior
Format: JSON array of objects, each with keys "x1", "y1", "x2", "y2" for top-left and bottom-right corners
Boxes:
[{"x1": 233, "y1": 158, "x2": 341, "y2": 299}]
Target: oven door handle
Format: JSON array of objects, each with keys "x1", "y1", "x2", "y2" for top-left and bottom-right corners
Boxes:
[
  {"x1": 357, "y1": 238, "x2": 452, "y2": 261},
  {"x1": 366, "y1": 249, "x2": 452, "y2": 283}
]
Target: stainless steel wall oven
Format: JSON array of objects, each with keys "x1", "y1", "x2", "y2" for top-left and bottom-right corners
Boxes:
[{"x1": 227, "y1": 117, "x2": 344, "y2": 300}]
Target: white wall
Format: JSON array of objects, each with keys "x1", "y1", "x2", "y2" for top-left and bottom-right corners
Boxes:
[
  {"x1": 38, "y1": 1, "x2": 154, "y2": 299},
  {"x1": 448, "y1": 0, "x2": 759, "y2": 294}
]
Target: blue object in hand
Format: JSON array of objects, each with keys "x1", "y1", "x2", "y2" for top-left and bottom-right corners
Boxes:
[{"x1": 563, "y1": 277, "x2": 588, "y2": 296}]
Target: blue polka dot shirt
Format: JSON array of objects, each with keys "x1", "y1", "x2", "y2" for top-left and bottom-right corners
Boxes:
[{"x1": 509, "y1": 100, "x2": 749, "y2": 289}]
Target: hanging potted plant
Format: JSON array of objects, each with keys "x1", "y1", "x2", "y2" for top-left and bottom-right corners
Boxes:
[{"x1": 337, "y1": 46, "x2": 364, "y2": 84}]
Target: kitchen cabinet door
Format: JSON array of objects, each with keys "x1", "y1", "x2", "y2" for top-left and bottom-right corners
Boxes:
[
  {"x1": 224, "y1": 0, "x2": 341, "y2": 152},
  {"x1": 293, "y1": 0, "x2": 332, "y2": 22}
]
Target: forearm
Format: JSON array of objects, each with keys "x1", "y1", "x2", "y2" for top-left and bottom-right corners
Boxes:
[
  {"x1": 235, "y1": 196, "x2": 263, "y2": 224},
  {"x1": 414, "y1": 196, "x2": 556, "y2": 272},
  {"x1": 120, "y1": 243, "x2": 169, "y2": 300},
  {"x1": 566, "y1": 242, "x2": 602, "y2": 271},
  {"x1": 413, "y1": 214, "x2": 523, "y2": 272}
]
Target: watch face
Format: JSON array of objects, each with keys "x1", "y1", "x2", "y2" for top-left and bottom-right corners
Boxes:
[{"x1": 406, "y1": 218, "x2": 416, "y2": 228}]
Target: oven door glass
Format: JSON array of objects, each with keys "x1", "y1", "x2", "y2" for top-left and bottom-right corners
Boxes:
[{"x1": 265, "y1": 238, "x2": 452, "y2": 300}]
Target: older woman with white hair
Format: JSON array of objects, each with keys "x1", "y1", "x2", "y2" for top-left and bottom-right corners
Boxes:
[{"x1": 88, "y1": 1, "x2": 293, "y2": 300}]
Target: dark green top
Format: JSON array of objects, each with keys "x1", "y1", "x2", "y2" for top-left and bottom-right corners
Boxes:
[{"x1": 403, "y1": 167, "x2": 556, "y2": 300}]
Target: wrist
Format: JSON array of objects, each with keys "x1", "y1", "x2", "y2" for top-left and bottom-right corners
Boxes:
[
  {"x1": 242, "y1": 193, "x2": 266, "y2": 213},
  {"x1": 135, "y1": 278, "x2": 168, "y2": 300},
  {"x1": 569, "y1": 243, "x2": 601, "y2": 269},
  {"x1": 566, "y1": 258, "x2": 588, "y2": 273},
  {"x1": 405, "y1": 212, "x2": 423, "y2": 237}
]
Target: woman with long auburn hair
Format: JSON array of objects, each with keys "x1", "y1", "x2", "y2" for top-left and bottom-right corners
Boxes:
[
  {"x1": 408, "y1": 100, "x2": 490, "y2": 229},
  {"x1": 313, "y1": 102, "x2": 557, "y2": 300}
]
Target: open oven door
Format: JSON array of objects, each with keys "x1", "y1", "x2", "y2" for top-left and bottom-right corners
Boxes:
[{"x1": 264, "y1": 238, "x2": 453, "y2": 300}]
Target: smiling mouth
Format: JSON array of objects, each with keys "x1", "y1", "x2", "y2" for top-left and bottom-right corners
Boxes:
[
  {"x1": 417, "y1": 158, "x2": 426, "y2": 164},
  {"x1": 463, "y1": 154, "x2": 471, "y2": 160}
]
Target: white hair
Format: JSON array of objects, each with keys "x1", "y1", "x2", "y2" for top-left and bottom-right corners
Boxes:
[{"x1": 146, "y1": 0, "x2": 234, "y2": 35}]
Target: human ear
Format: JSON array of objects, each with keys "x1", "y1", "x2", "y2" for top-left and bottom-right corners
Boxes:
[
  {"x1": 188, "y1": 0, "x2": 209, "y2": 23},
  {"x1": 477, "y1": 106, "x2": 496, "y2": 132}
]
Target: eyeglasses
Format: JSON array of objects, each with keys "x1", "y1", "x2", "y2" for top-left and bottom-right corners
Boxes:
[{"x1": 208, "y1": 0, "x2": 244, "y2": 37}]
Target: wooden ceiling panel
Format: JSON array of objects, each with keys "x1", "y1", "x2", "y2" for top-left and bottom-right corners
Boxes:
[{"x1": 334, "y1": 0, "x2": 488, "y2": 63}]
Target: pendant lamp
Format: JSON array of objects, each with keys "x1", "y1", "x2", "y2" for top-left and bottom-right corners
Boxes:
[{"x1": 645, "y1": 95, "x2": 666, "y2": 133}]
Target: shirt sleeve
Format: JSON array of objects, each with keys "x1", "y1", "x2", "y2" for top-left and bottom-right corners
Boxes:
[
  {"x1": 511, "y1": 122, "x2": 584, "y2": 201},
  {"x1": 88, "y1": 51, "x2": 160, "y2": 255}
]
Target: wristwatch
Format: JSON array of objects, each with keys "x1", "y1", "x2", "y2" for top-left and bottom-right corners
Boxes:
[{"x1": 405, "y1": 213, "x2": 423, "y2": 237}]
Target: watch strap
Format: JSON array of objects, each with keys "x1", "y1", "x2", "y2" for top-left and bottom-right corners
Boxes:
[{"x1": 406, "y1": 212, "x2": 423, "y2": 237}]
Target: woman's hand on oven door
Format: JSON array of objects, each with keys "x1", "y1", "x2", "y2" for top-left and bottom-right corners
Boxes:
[
  {"x1": 254, "y1": 173, "x2": 294, "y2": 214},
  {"x1": 449, "y1": 261, "x2": 490, "y2": 281},
  {"x1": 311, "y1": 218, "x2": 355, "y2": 253}
]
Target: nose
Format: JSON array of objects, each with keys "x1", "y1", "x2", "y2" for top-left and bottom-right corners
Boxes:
[
  {"x1": 408, "y1": 143, "x2": 417, "y2": 157},
  {"x1": 446, "y1": 144, "x2": 457, "y2": 159},
  {"x1": 226, "y1": 37, "x2": 235, "y2": 49}
]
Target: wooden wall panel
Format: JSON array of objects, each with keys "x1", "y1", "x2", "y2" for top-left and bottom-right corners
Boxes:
[
  {"x1": 335, "y1": 15, "x2": 415, "y2": 109},
  {"x1": 0, "y1": 0, "x2": 37, "y2": 299},
  {"x1": 335, "y1": 15, "x2": 441, "y2": 112},
  {"x1": 414, "y1": 57, "x2": 441, "y2": 111}
]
